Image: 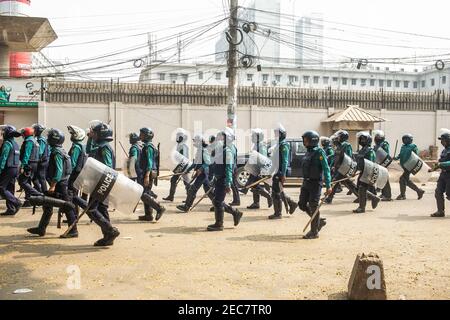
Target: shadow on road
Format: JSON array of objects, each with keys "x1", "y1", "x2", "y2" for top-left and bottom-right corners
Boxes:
[
  {"x1": 0, "y1": 261, "x2": 85, "y2": 300},
  {"x1": 227, "y1": 234, "x2": 304, "y2": 243}
]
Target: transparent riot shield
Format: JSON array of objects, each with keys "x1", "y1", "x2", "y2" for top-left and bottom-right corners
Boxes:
[
  {"x1": 171, "y1": 151, "x2": 192, "y2": 174},
  {"x1": 403, "y1": 152, "x2": 431, "y2": 183},
  {"x1": 338, "y1": 153, "x2": 358, "y2": 177},
  {"x1": 245, "y1": 150, "x2": 273, "y2": 177},
  {"x1": 376, "y1": 147, "x2": 393, "y2": 168},
  {"x1": 123, "y1": 157, "x2": 137, "y2": 179},
  {"x1": 74, "y1": 158, "x2": 143, "y2": 214},
  {"x1": 360, "y1": 159, "x2": 389, "y2": 189}
]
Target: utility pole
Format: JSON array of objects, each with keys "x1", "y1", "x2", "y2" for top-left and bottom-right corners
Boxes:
[
  {"x1": 177, "y1": 34, "x2": 182, "y2": 64},
  {"x1": 227, "y1": 0, "x2": 239, "y2": 130}
]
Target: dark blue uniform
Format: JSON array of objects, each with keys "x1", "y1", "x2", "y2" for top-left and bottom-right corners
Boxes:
[
  {"x1": 33, "y1": 136, "x2": 50, "y2": 193},
  {"x1": 18, "y1": 136, "x2": 41, "y2": 201},
  {"x1": 0, "y1": 139, "x2": 21, "y2": 214},
  {"x1": 434, "y1": 146, "x2": 450, "y2": 215},
  {"x1": 299, "y1": 146, "x2": 331, "y2": 237}
]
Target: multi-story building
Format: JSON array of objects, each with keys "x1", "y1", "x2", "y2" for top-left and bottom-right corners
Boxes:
[
  {"x1": 295, "y1": 13, "x2": 324, "y2": 67},
  {"x1": 139, "y1": 62, "x2": 450, "y2": 93}
]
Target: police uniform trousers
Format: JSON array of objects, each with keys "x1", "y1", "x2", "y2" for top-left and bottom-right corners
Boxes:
[
  {"x1": 33, "y1": 161, "x2": 49, "y2": 194},
  {"x1": 357, "y1": 178, "x2": 377, "y2": 210},
  {"x1": 0, "y1": 167, "x2": 21, "y2": 212},
  {"x1": 435, "y1": 171, "x2": 450, "y2": 214},
  {"x1": 298, "y1": 179, "x2": 322, "y2": 234},
  {"x1": 230, "y1": 168, "x2": 240, "y2": 205},
  {"x1": 37, "y1": 180, "x2": 78, "y2": 233},
  {"x1": 185, "y1": 171, "x2": 214, "y2": 208},
  {"x1": 327, "y1": 172, "x2": 358, "y2": 200},
  {"x1": 246, "y1": 174, "x2": 271, "y2": 205},
  {"x1": 381, "y1": 180, "x2": 392, "y2": 199},
  {"x1": 18, "y1": 163, "x2": 41, "y2": 200},
  {"x1": 399, "y1": 170, "x2": 421, "y2": 196}
]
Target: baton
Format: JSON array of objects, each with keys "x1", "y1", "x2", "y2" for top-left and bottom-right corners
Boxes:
[
  {"x1": 393, "y1": 140, "x2": 399, "y2": 159},
  {"x1": 246, "y1": 176, "x2": 271, "y2": 189},
  {"x1": 62, "y1": 201, "x2": 96, "y2": 238},
  {"x1": 158, "y1": 172, "x2": 184, "y2": 180},
  {"x1": 188, "y1": 187, "x2": 214, "y2": 213},
  {"x1": 302, "y1": 176, "x2": 355, "y2": 233}
]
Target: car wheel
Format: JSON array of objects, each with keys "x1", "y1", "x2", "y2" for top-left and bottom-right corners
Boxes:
[{"x1": 236, "y1": 167, "x2": 251, "y2": 189}]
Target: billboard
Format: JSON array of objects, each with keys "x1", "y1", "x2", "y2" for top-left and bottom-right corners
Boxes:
[{"x1": 0, "y1": 78, "x2": 40, "y2": 107}]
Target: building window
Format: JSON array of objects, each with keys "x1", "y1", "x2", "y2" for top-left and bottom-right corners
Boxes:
[
  {"x1": 247, "y1": 74, "x2": 254, "y2": 82},
  {"x1": 158, "y1": 73, "x2": 166, "y2": 81},
  {"x1": 181, "y1": 74, "x2": 189, "y2": 83},
  {"x1": 370, "y1": 79, "x2": 375, "y2": 86},
  {"x1": 262, "y1": 74, "x2": 269, "y2": 82},
  {"x1": 170, "y1": 73, "x2": 178, "y2": 82},
  {"x1": 333, "y1": 77, "x2": 338, "y2": 82},
  {"x1": 422, "y1": 80, "x2": 426, "y2": 88},
  {"x1": 413, "y1": 81, "x2": 418, "y2": 89},
  {"x1": 303, "y1": 76, "x2": 310, "y2": 84},
  {"x1": 387, "y1": 80, "x2": 392, "y2": 87},
  {"x1": 288, "y1": 75, "x2": 298, "y2": 83},
  {"x1": 323, "y1": 77, "x2": 329, "y2": 85},
  {"x1": 198, "y1": 71, "x2": 203, "y2": 80},
  {"x1": 431, "y1": 78, "x2": 435, "y2": 86},
  {"x1": 361, "y1": 79, "x2": 366, "y2": 87},
  {"x1": 404, "y1": 81, "x2": 409, "y2": 88},
  {"x1": 379, "y1": 80, "x2": 384, "y2": 87},
  {"x1": 215, "y1": 72, "x2": 222, "y2": 80},
  {"x1": 351, "y1": 78, "x2": 357, "y2": 86},
  {"x1": 395, "y1": 80, "x2": 400, "y2": 88},
  {"x1": 275, "y1": 74, "x2": 282, "y2": 82},
  {"x1": 443, "y1": 76, "x2": 447, "y2": 84},
  {"x1": 313, "y1": 76, "x2": 319, "y2": 84},
  {"x1": 342, "y1": 78, "x2": 348, "y2": 85}
]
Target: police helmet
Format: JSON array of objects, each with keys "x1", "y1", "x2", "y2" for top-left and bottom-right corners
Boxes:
[
  {"x1": 67, "y1": 125, "x2": 86, "y2": 142},
  {"x1": 357, "y1": 132, "x2": 372, "y2": 147},
  {"x1": 47, "y1": 128, "x2": 65, "y2": 147},
  {"x1": 402, "y1": 134, "x2": 413, "y2": 145},
  {"x1": 373, "y1": 130, "x2": 385, "y2": 145},
  {"x1": 139, "y1": 127, "x2": 154, "y2": 142},
  {"x1": 129, "y1": 133, "x2": 140, "y2": 145},
  {"x1": 336, "y1": 130, "x2": 349, "y2": 143},
  {"x1": 302, "y1": 131, "x2": 320, "y2": 148},
  {"x1": 320, "y1": 136, "x2": 331, "y2": 148},
  {"x1": 92, "y1": 123, "x2": 113, "y2": 142},
  {"x1": 274, "y1": 123, "x2": 287, "y2": 141},
  {"x1": 2, "y1": 125, "x2": 21, "y2": 139}
]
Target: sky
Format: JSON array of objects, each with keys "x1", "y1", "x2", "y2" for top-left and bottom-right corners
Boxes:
[{"x1": 27, "y1": 0, "x2": 450, "y2": 80}]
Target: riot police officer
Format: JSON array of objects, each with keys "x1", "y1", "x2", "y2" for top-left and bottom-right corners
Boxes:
[
  {"x1": 18, "y1": 127, "x2": 41, "y2": 207},
  {"x1": 139, "y1": 127, "x2": 165, "y2": 222},
  {"x1": 430, "y1": 132, "x2": 450, "y2": 218},
  {"x1": 207, "y1": 128, "x2": 243, "y2": 232},
  {"x1": 321, "y1": 136, "x2": 335, "y2": 168},
  {"x1": 394, "y1": 134, "x2": 425, "y2": 201},
  {"x1": 27, "y1": 129, "x2": 78, "y2": 238},
  {"x1": 326, "y1": 130, "x2": 358, "y2": 204},
  {"x1": 353, "y1": 132, "x2": 380, "y2": 214},
  {"x1": 268, "y1": 124, "x2": 297, "y2": 220},
  {"x1": 177, "y1": 134, "x2": 212, "y2": 213},
  {"x1": 373, "y1": 130, "x2": 393, "y2": 202},
  {"x1": 0, "y1": 126, "x2": 22, "y2": 216},
  {"x1": 229, "y1": 136, "x2": 241, "y2": 207},
  {"x1": 32, "y1": 124, "x2": 50, "y2": 194},
  {"x1": 127, "y1": 133, "x2": 143, "y2": 183},
  {"x1": 86, "y1": 123, "x2": 120, "y2": 246},
  {"x1": 86, "y1": 120, "x2": 101, "y2": 157},
  {"x1": 164, "y1": 128, "x2": 190, "y2": 201},
  {"x1": 299, "y1": 131, "x2": 332, "y2": 239},
  {"x1": 67, "y1": 125, "x2": 88, "y2": 197},
  {"x1": 246, "y1": 129, "x2": 272, "y2": 210}
]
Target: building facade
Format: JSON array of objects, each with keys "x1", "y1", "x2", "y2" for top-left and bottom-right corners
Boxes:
[{"x1": 139, "y1": 62, "x2": 450, "y2": 93}]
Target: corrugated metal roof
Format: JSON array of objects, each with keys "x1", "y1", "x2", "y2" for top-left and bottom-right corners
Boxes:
[{"x1": 322, "y1": 105, "x2": 386, "y2": 123}]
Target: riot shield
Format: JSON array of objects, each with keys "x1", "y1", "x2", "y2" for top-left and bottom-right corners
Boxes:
[
  {"x1": 403, "y1": 152, "x2": 431, "y2": 183},
  {"x1": 337, "y1": 153, "x2": 358, "y2": 177},
  {"x1": 74, "y1": 158, "x2": 143, "y2": 214},
  {"x1": 171, "y1": 151, "x2": 192, "y2": 174},
  {"x1": 376, "y1": 147, "x2": 393, "y2": 168},
  {"x1": 245, "y1": 150, "x2": 273, "y2": 177},
  {"x1": 360, "y1": 159, "x2": 389, "y2": 189},
  {"x1": 124, "y1": 157, "x2": 137, "y2": 179}
]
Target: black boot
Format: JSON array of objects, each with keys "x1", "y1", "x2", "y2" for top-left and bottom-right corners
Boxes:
[
  {"x1": 247, "y1": 190, "x2": 260, "y2": 209},
  {"x1": 268, "y1": 198, "x2": 282, "y2": 220},
  {"x1": 163, "y1": 181, "x2": 177, "y2": 202},
  {"x1": 367, "y1": 191, "x2": 380, "y2": 209},
  {"x1": 287, "y1": 196, "x2": 298, "y2": 215},
  {"x1": 94, "y1": 227, "x2": 120, "y2": 247},
  {"x1": 431, "y1": 212, "x2": 445, "y2": 218},
  {"x1": 176, "y1": 187, "x2": 197, "y2": 213},
  {"x1": 207, "y1": 207, "x2": 224, "y2": 232},
  {"x1": 417, "y1": 189, "x2": 425, "y2": 200},
  {"x1": 230, "y1": 208, "x2": 243, "y2": 227},
  {"x1": 247, "y1": 203, "x2": 260, "y2": 210},
  {"x1": 27, "y1": 207, "x2": 53, "y2": 237}
]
